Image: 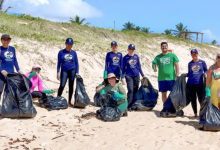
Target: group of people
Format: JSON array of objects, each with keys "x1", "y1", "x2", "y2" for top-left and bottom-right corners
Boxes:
[{"x1": 0, "y1": 33, "x2": 220, "y2": 117}]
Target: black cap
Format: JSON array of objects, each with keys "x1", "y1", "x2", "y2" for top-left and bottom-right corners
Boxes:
[
  {"x1": 128, "y1": 44, "x2": 135, "y2": 50},
  {"x1": 65, "y1": 38, "x2": 74, "y2": 45},
  {"x1": 111, "y1": 41, "x2": 118, "y2": 47},
  {"x1": 1, "y1": 34, "x2": 11, "y2": 40}
]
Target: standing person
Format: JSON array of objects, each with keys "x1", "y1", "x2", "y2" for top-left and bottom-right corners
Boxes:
[
  {"x1": 122, "y1": 44, "x2": 145, "y2": 108},
  {"x1": 152, "y1": 42, "x2": 179, "y2": 103},
  {"x1": 26, "y1": 65, "x2": 54, "y2": 101},
  {"x1": 206, "y1": 53, "x2": 220, "y2": 109},
  {"x1": 186, "y1": 49, "x2": 207, "y2": 117},
  {"x1": 0, "y1": 34, "x2": 21, "y2": 99},
  {"x1": 104, "y1": 41, "x2": 123, "y2": 80},
  {"x1": 57, "y1": 38, "x2": 79, "y2": 106}
]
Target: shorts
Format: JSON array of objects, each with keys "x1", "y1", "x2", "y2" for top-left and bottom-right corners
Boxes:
[{"x1": 158, "y1": 80, "x2": 175, "y2": 92}]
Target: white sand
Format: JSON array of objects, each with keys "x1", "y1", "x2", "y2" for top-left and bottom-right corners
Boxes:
[{"x1": 0, "y1": 37, "x2": 220, "y2": 150}]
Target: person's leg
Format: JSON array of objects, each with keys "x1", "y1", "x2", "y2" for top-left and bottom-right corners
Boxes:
[
  {"x1": 162, "y1": 92, "x2": 167, "y2": 103},
  {"x1": 159, "y1": 81, "x2": 168, "y2": 103},
  {"x1": 57, "y1": 71, "x2": 68, "y2": 97},
  {"x1": 68, "y1": 70, "x2": 76, "y2": 104},
  {"x1": 197, "y1": 84, "x2": 206, "y2": 106},
  {"x1": 187, "y1": 84, "x2": 197, "y2": 116},
  {"x1": 125, "y1": 76, "x2": 134, "y2": 108},
  {"x1": 0, "y1": 78, "x2": 5, "y2": 99},
  {"x1": 133, "y1": 76, "x2": 140, "y2": 103}
]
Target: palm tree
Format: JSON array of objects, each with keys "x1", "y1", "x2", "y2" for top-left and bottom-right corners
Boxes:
[
  {"x1": 135, "y1": 26, "x2": 141, "y2": 31},
  {"x1": 0, "y1": 0, "x2": 4, "y2": 11},
  {"x1": 69, "y1": 15, "x2": 87, "y2": 25},
  {"x1": 141, "y1": 27, "x2": 150, "y2": 33},
  {"x1": 175, "y1": 22, "x2": 187, "y2": 37},
  {"x1": 122, "y1": 21, "x2": 136, "y2": 30},
  {"x1": 164, "y1": 29, "x2": 172, "y2": 35},
  {"x1": 211, "y1": 40, "x2": 217, "y2": 45}
]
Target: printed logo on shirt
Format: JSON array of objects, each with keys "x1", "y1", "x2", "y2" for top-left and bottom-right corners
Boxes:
[
  {"x1": 112, "y1": 56, "x2": 120, "y2": 65},
  {"x1": 64, "y1": 54, "x2": 73, "y2": 61},
  {"x1": 4, "y1": 51, "x2": 14, "y2": 61},
  {"x1": 128, "y1": 59, "x2": 137, "y2": 68},
  {"x1": 191, "y1": 65, "x2": 201, "y2": 73},
  {"x1": 160, "y1": 57, "x2": 170, "y2": 65}
]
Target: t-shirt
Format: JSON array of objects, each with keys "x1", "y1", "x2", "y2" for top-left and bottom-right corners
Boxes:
[
  {"x1": 57, "y1": 49, "x2": 79, "y2": 73},
  {"x1": 0, "y1": 46, "x2": 20, "y2": 73},
  {"x1": 187, "y1": 60, "x2": 207, "y2": 85},
  {"x1": 105, "y1": 51, "x2": 123, "y2": 78},
  {"x1": 122, "y1": 54, "x2": 144, "y2": 77},
  {"x1": 152, "y1": 52, "x2": 179, "y2": 81}
]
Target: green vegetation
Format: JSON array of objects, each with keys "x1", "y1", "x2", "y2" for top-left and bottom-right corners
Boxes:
[{"x1": 69, "y1": 15, "x2": 88, "y2": 25}]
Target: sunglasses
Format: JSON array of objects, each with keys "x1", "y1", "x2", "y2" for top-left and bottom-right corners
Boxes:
[{"x1": 2, "y1": 38, "x2": 11, "y2": 41}]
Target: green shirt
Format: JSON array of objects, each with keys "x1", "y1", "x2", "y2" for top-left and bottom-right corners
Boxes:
[
  {"x1": 152, "y1": 53, "x2": 179, "y2": 81},
  {"x1": 99, "y1": 83, "x2": 128, "y2": 112}
]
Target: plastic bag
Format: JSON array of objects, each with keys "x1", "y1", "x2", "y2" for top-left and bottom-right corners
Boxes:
[
  {"x1": 40, "y1": 96, "x2": 68, "y2": 111},
  {"x1": 131, "y1": 77, "x2": 158, "y2": 111},
  {"x1": 199, "y1": 97, "x2": 220, "y2": 131},
  {"x1": 1, "y1": 74, "x2": 37, "y2": 118},
  {"x1": 93, "y1": 93, "x2": 108, "y2": 107},
  {"x1": 74, "y1": 76, "x2": 90, "y2": 108},
  {"x1": 96, "y1": 106, "x2": 121, "y2": 122},
  {"x1": 170, "y1": 74, "x2": 189, "y2": 111}
]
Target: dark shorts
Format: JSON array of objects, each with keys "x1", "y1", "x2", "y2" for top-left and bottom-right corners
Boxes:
[{"x1": 158, "y1": 80, "x2": 175, "y2": 92}]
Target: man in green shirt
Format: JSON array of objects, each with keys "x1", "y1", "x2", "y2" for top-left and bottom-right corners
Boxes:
[{"x1": 152, "y1": 42, "x2": 180, "y2": 103}]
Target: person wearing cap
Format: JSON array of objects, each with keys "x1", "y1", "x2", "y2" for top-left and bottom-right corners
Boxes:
[
  {"x1": 57, "y1": 38, "x2": 79, "y2": 106},
  {"x1": 152, "y1": 42, "x2": 179, "y2": 103},
  {"x1": 104, "y1": 41, "x2": 123, "y2": 80},
  {"x1": 206, "y1": 53, "x2": 220, "y2": 109},
  {"x1": 186, "y1": 49, "x2": 207, "y2": 117},
  {"x1": 25, "y1": 65, "x2": 55, "y2": 101},
  {"x1": 96, "y1": 73, "x2": 128, "y2": 116},
  {"x1": 0, "y1": 34, "x2": 21, "y2": 99},
  {"x1": 122, "y1": 44, "x2": 145, "y2": 108}
]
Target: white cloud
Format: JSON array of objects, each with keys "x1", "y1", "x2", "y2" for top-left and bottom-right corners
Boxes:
[
  {"x1": 4, "y1": 0, "x2": 102, "y2": 21},
  {"x1": 202, "y1": 29, "x2": 220, "y2": 43}
]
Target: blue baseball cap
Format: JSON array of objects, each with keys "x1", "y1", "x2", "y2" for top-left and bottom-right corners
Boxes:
[
  {"x1": 191, "y1": 49, "x2": 198, "y2": 54},
  {"x1": 111, "y1": 41, "x2": 118, "y2": 47},
  {"x1": 65, "y1": 38, "x2": 74, "y2": 45},
  {"x1": 128, "y1": 44, "x2": 135, "y2": 50}
]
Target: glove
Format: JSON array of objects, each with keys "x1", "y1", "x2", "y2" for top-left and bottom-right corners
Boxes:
[
  {"x1": 57, "y1": 72, "x2": 60, "y2": 81},
  {"x1": 205, "y1": 87, "x2": 211, "y2": 97},
  {"x1": 43, "y1": 89, "x2": 55, "y2": 94},
  {"x1": 112, "y1": 91, "x2": 125, "y2": 101},
  {"x1": 103, "y1": 71, "x2": 108, "y2": 79},
  {"x1": 28, "y1": 72, "x2": 37, "y2": 79},
  {"x1": 1, "y1": 70, "x2": 8, "y2": 77}
]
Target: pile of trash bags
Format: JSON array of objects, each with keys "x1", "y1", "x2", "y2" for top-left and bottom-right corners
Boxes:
[
  {"x1": 39, "y1": 96, "x2": 68, "y2": 111},
  {"x1": 95, "y1": 93, "x2": 121, "y2": 122},
  {"x1": 73, "y1": 76, "x2": 90, "y2": 108},
  {"x1": 131, "y1": 77, "x2": 158, "y2": 111},
  {"x1": 199, "y1": 97, "x2": 220, "y2": 131},
  {"x1": 160, "y1": 74, "x2": 189, "y2": 117},
  {"x1": 1, "y1": 74, "x2": 37, "y2": 118}
]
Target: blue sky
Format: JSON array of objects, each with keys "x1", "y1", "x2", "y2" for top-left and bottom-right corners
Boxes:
[{"x1": 4, "y1": 0, "x2": 220, "y2": 43}]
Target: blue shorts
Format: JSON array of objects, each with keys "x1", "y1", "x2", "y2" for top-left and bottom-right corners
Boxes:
[{"x1": 158, "y1": 80, "x2": 175, "y2": 92}]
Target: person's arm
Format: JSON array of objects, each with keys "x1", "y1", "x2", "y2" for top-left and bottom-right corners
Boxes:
[
  {"x1": 75, "y1": 51, "x2": 79, "y2": 74},
  {"x1": 173, "y1": 54, "x2": 180, "y2": 77},
  {"x1": 119, "y1": 53, "x2": 123, "y2": 79},
  {"x1": 13, "y1": 48, "x2": 20, "y2": 72},
  {"x1": 205, "y1": 69, "x2": 212, "y2": 97},
  {"x1": 121, "y1": 57, "x2": 126, "y2": 78},
  {"x1": 96, "y1": 84, "x2": 106, "y2": 93},
  {"x1": 152, "y1": 56, "x2": 158, "y2": 72},
  {"x1": 57, "y1": 51, "x2": 62, "y2": 73},
  {"x1": 138, "y1": 56, "x2": 144, "y2": 77}
]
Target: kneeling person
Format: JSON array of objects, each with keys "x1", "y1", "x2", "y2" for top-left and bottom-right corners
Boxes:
[{"x1": 96, "y1": 73, "x2": 128, "y2": 116}]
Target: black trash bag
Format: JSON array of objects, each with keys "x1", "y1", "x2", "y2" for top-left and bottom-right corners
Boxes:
[
  {"x1": 93, "y1": 92, "x2": 107, "y2": 107},
  {"x1": 131, "y1": 77, "x2": 158, "y2": 111},
  {"x1": 160, "y1": 96, "x2": 184, "y2": 117},
  {"x1": 170, "y1": 74, "x2": 190, "y2": 111},
  {"x1": 199, "y1": 98, "x2": 220, "y2": 131},
  {"x1": 96, "y1": 107, "x2": 121, "y2": 122},
  {"x1": 74, "y1": 76, "x2": 90, "y2": 108},
  {"x1": 40, "y1": 96, "x2": 68, "y2": 111},
  {"x1": 1, "y1": 74, "x2": 37, "y2": 118}
]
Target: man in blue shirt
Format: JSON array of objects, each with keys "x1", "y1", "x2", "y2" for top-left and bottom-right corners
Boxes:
[
  {"x1": 104, "y1": 41, "x2": 123, "y2": 80},
  {"x1": 57, "y1": 38, "x2": 79, "y2": 106},
  {"x1": 122, "y1": 44, "x2": 145, "y2": 108},
  {"x1": 0, "y1": 34, "x2": 21, "y2": 99},
  {"x1": 186, "y1": 49, "x2": 207, "y2": 117}
]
